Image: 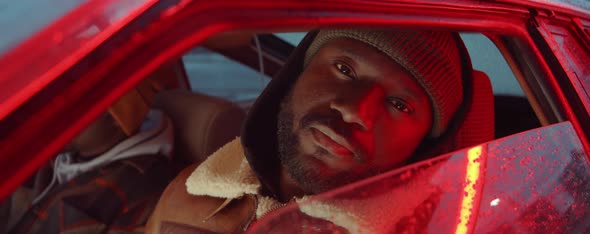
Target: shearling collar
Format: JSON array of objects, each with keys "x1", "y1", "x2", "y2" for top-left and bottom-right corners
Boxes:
[
  {"x1": 186, "y1": 137, "x2": 259, "y2": 198},
  {"x1": 185, "y1": 137, "x2": 284, "y2": 219},
  {"x1": 184, "y1": 137, "x2": 444, "y2": 233}
]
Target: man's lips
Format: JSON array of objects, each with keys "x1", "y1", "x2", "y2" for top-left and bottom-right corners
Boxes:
[{"x1": 309, "y1": 125, "x2": 364, "y2": 162}]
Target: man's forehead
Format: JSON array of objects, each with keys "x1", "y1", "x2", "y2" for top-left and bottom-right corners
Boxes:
[
  {"x1": 319, "y1": 38, "x2": 369, "y2": 62},
  {"x1": 317, "y1": 38, "x2": 428, "y2": 103}
]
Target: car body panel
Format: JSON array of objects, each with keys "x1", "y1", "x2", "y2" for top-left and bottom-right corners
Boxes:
[
  {"x1": 0, "y1": 1, "x2": 588, "y2": 226},
  {"x1": 500, "y1": 0, "x2": 590, "y2": 18},
  {"x1": 246, "y1": 121, "x2": 590, "y2": 233},
  {"x1": 530, "y1": 14, "x2": 590, "y2": 151},
  {"x1": 0, "y1": 0, "x2": 158, "y2": 121}
]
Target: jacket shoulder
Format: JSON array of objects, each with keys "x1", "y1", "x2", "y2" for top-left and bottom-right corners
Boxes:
[{"x1": 146, "y1": 164, "x2": 256, "y2": 234}]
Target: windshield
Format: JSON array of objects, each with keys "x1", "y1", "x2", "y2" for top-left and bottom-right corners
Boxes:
[
  {"x1": 0, "y1": 0, "x2": 90, "y2": 55},
  {"x1": 0, "y1": 0, "x2": 156, "y2": 122},
  {"x1": 247, "y1": 122, "x2": 590, "y2": 233}
]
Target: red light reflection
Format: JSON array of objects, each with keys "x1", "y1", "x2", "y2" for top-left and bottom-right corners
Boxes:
[{"x1": 456, "y1": 145, "x2": 484, "y2": 234}]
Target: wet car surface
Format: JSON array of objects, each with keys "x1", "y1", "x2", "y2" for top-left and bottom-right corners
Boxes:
[
  {"x1": 0, "y1": 0, "x2": 589, "y2": 233},
  {"x1": 247, "y1": 122, "x2": 590, "y2": 233}
]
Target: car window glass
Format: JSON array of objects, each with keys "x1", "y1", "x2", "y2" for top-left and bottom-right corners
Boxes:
[
  {"x1": 247, "y1": 121, "x2": 590, "y2": 233},
  {"x1": 275, "y1": 32, "x2": 305, "y2": 46},
  {"x1": 460, "y1": 33, "x2": 522, "y2": 96},
  {"x1": 0, "y1": 0, "x2": 90, "y2": 54},
  {"x1": 183, "y1": 47, "x2": 270, "y2": 102}
]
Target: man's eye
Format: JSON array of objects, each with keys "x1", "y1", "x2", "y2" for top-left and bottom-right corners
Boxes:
[
  {"x1": 387, "y1": 98, "x2": 411, "y2": 113},
  {"x1": 335, "y1": 62, "x2": 355, "y2": 78}
]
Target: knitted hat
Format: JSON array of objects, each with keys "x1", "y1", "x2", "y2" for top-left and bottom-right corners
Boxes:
[{"x1": 303, "y1": 29, "x2": 464, "y2": 137}]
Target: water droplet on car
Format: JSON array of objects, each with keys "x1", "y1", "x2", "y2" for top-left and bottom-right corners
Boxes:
[{"x1": 520, "y1": 157, "x2": 529, "y2": 166}]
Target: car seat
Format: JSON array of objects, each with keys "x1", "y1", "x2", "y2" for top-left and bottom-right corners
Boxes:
[
  {"x1": 456, "y1": 70, "x2": 495, "y2": 148},
  {"x1": 153, "y1": 90, "x2": 247, "y2": 164},
  {"x1": 143, "y1": 69, "x2": 496, "y2": 232}
]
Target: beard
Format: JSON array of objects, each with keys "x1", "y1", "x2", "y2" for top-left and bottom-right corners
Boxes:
[{"x1": 276, "y1": 93, "x2": 378, "y2": 194}]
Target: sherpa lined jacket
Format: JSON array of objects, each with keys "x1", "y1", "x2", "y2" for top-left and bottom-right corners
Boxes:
[
  {"x1": 145, "y1": 138, "x2": 443, "y2": 234},
  {"x1": 6, "y1": 110, "x2": 181, "y2": 234},
  {"x1": 146, "y1": 138, "x2": 286, "y2": 233},
  {"x1": 145, "y1": 30, "x2": 450, "y2": 233}
]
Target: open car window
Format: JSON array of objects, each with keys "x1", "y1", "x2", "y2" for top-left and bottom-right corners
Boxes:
[
  {"x1": 0, "y1": 2, "x2": 588, "y2": 232},
  {"x1": 183, "y1": 47, "x2": 270, "y2": 102},
  {"x1": 247, "y1": 121, "x2": 590, "y2": 233},
  {"x1": 0, "y1": 0, "x2": 89, "y2": 54},
  {"x1": 275, "y1": 32, "x2": 523, "y2": 96}
]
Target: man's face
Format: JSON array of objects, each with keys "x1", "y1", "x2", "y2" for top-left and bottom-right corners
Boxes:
[{"x1": 278, "y1": 38, "x2": 433, "y2": 194}]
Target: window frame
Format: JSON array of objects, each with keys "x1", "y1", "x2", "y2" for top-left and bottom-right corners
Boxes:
[{"x1": 1, "y1": 0, "x2": 588, "y2": 201}]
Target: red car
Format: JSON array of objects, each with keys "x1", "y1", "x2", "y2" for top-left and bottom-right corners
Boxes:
[{"x1": 0, "y1": 0, "x2": 589, "y2": 232}]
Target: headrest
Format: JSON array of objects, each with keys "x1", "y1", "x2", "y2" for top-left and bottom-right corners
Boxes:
[
  {"x1": 429, "y1": 70, "x2": 495, "y2": 156},
  {"x1": 109, "y1": 64, "x2": 184, "y2": 136},
  {"x1": 455, "y1": 70, "x2": 495, "y2": 148},
  {"x1": 153, "y1": 90, "x2": 246, "y2": 164}
]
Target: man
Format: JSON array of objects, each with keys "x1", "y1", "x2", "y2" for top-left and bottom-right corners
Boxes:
[
  {"x1": 147, "y1": 29, "x2": 470, "y2": 233},
  {"x1": 4, "y1": 75, "x2": 183, "y2": 234}
]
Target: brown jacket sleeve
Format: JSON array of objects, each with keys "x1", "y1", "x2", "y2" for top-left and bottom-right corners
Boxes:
[{"x1": 146, "y1": 164, "x2": 256, "y2": 234}]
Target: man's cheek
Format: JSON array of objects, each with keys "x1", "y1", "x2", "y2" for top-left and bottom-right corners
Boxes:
[
  {"x1": 352, "y1": 130, "x2": 374, "y2": 161},
  {"x1": 375, "y1": 123, "x2": 421, "y2": 161},
  {"x1": 297, "y1": 128, "x2": 317, "y2": 155}
]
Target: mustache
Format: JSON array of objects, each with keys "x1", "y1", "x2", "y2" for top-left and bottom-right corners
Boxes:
[
  {"x1": 300, "y1": 112, "x2": 352, "y2": 137},
  {"x1": 299, "y1": 112, "x2": 367, "y2": 163}
]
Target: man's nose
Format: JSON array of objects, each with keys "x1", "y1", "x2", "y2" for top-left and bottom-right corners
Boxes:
[{"x1": 329, "y1": 85, "x2": 383, "y2": 131}]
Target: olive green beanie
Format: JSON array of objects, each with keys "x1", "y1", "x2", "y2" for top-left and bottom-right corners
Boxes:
[{"x1": 303, "y1": 29, "x2": 464, "y2": 137}]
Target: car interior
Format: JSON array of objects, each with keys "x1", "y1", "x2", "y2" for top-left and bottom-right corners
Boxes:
[
  {"x1": 10, "y1": 29, "x2": 542, "y2": 184},
  {"x1": 1, "y1": 29, "x2": 546, "y2": 231},
  {"x1": 94, "y1": 30, "x2": 543, "y2": 184}
]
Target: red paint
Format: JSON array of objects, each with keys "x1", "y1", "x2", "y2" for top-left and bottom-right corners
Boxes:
[
  {"x1": 0, "y1": 0, "x2": 587, "y2": 208},
  {"x1": 0, "y1": 0, "x2": 157, "y2": 121}
]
